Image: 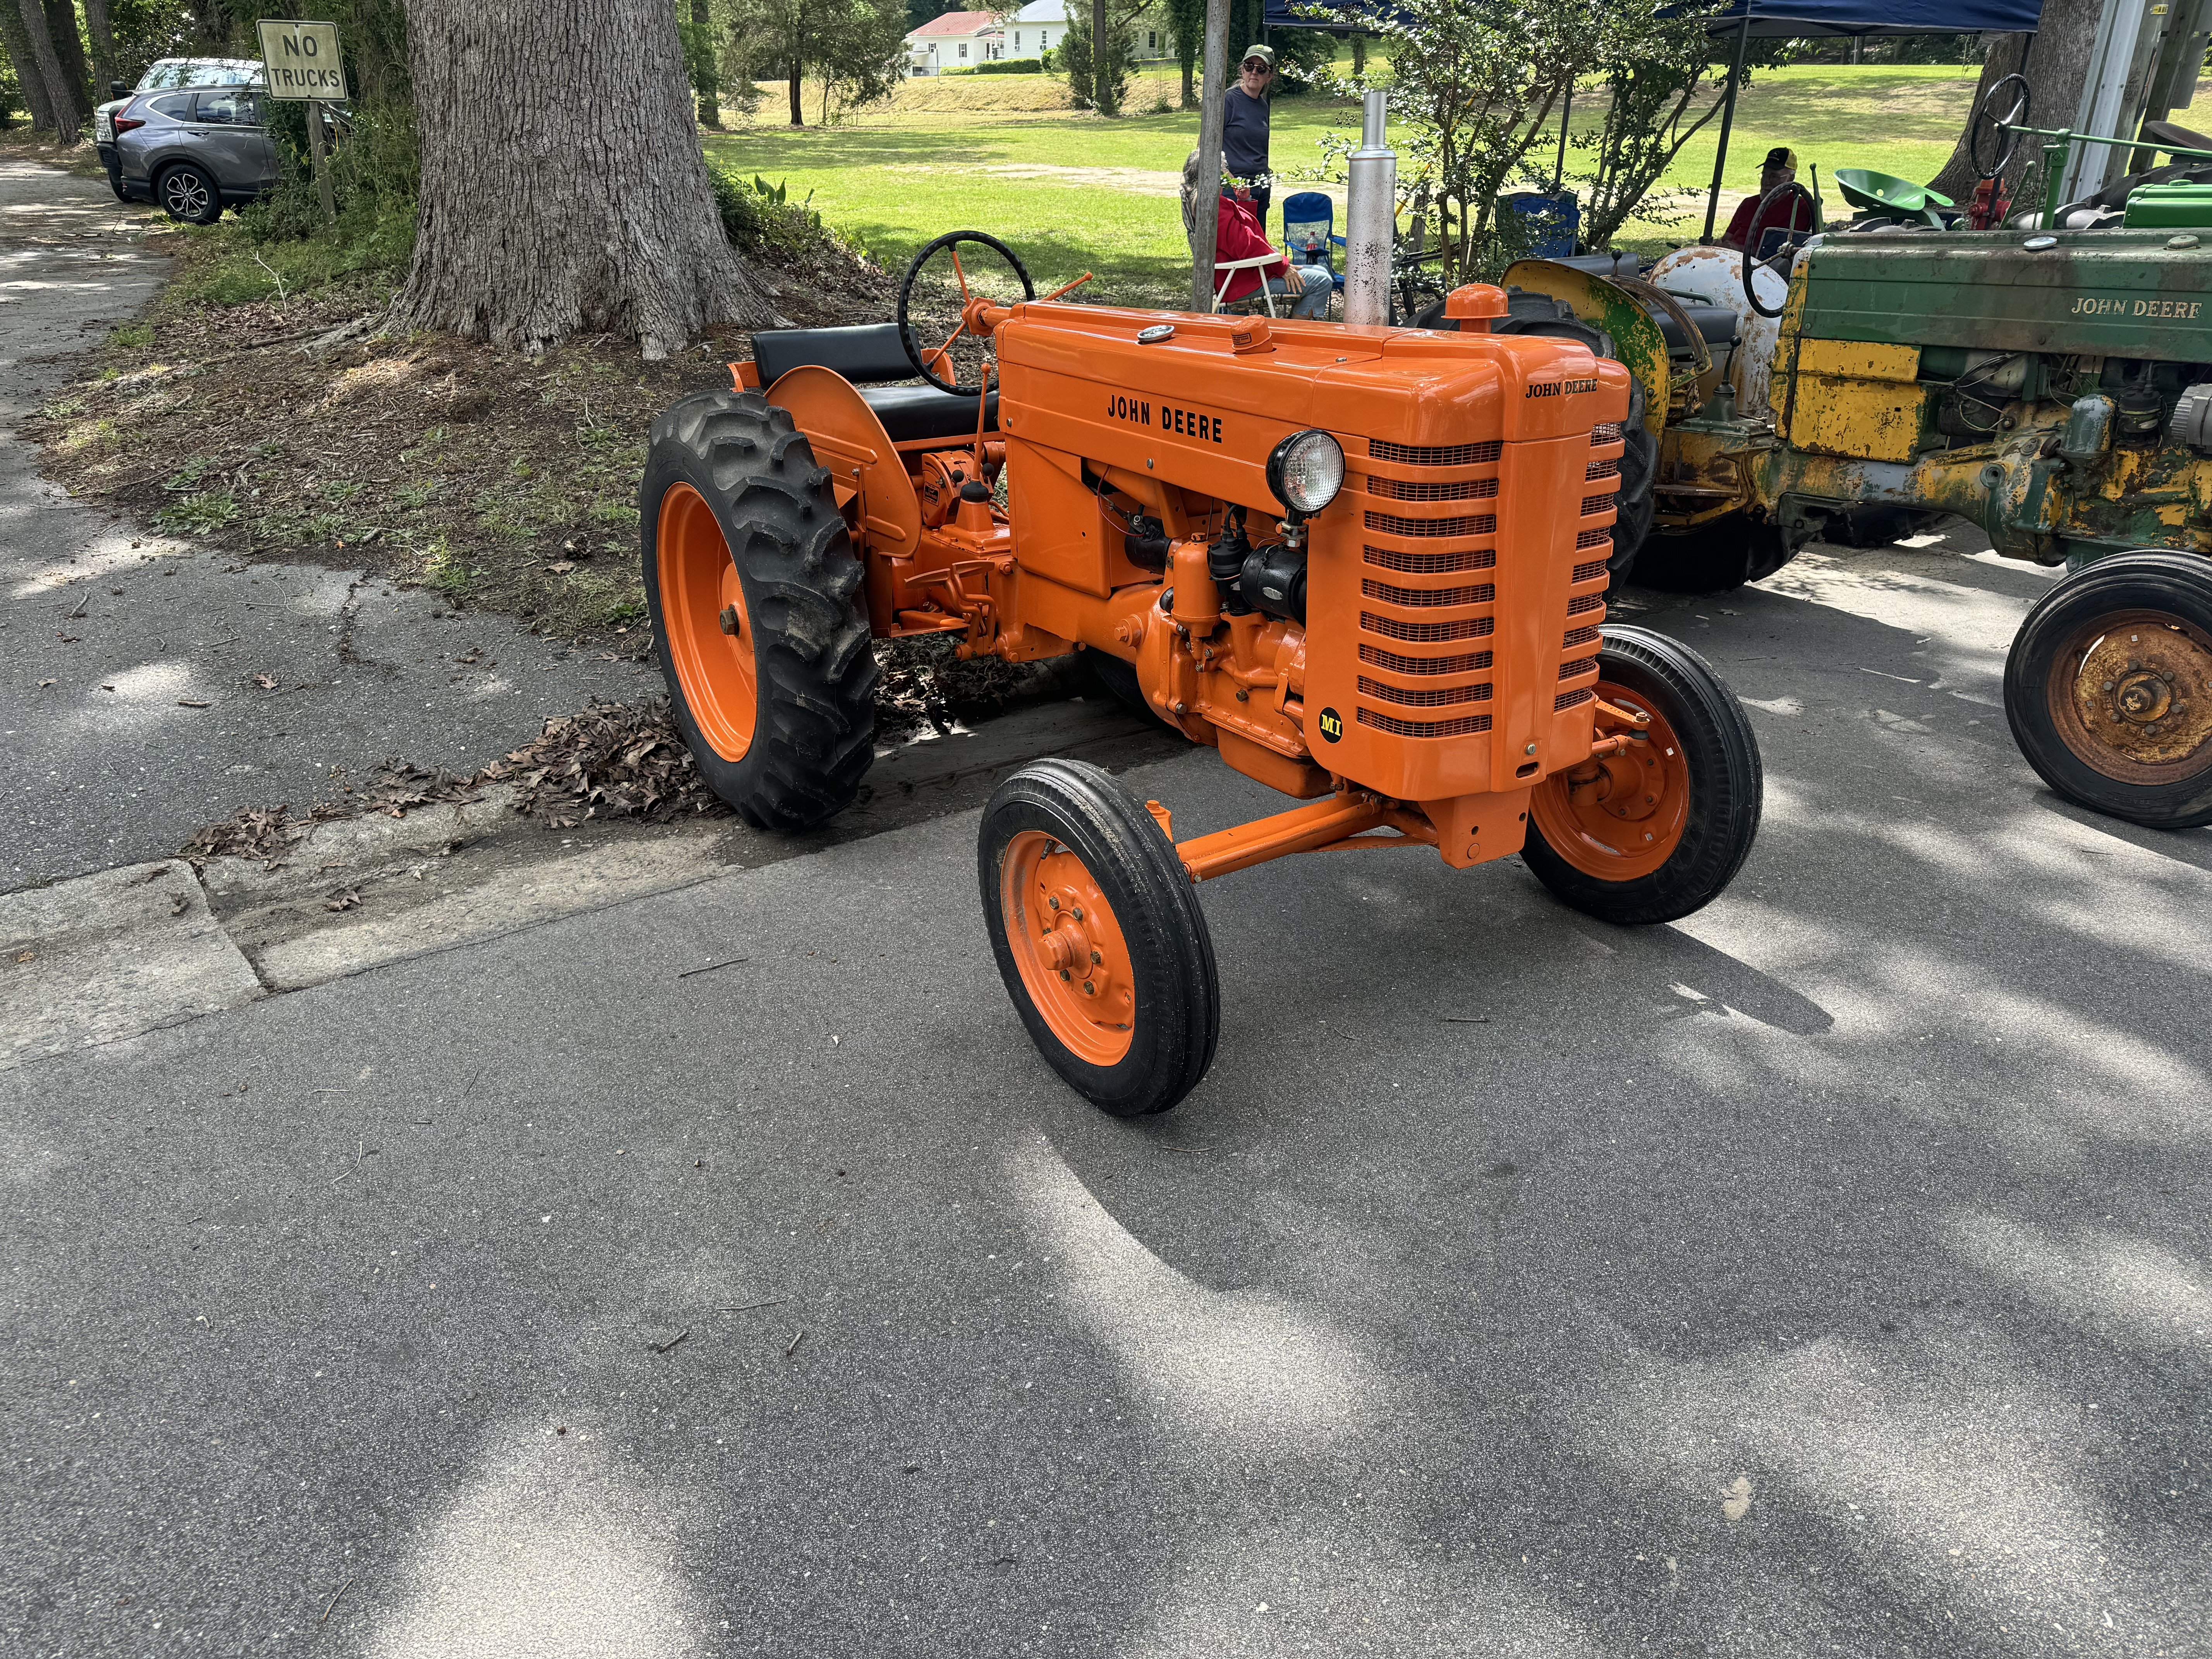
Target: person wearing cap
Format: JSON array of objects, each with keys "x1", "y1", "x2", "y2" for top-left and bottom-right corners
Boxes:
[
  {"x1": 1183, "y1": 149, "x2": 1329, "y2": 318},
  {"x1": 1722, "y1": 146, "x2": 1815, "y2": 254},
  {"x1": 1223, "y1": 44, "x2": 1276, "y2": 227}
]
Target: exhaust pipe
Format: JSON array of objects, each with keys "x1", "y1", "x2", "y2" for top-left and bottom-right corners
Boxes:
[{"x1": 1343, "y1": 90, "x2": 1396, "y2": 327}]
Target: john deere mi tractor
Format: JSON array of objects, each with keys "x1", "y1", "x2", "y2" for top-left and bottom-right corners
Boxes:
[{"x1": 639, "y1": 232, "x2": 1763, "y2": 1115}]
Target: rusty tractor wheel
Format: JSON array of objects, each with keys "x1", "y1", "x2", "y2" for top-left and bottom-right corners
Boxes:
[
  {"x1": 978, "y1": 759, "x2": 1218, "y2": 1117},
  {"x1": 2004, "y1": 551, "x2": 2212, "y2": 828},
  {"x1": 641, "y1": 390, "x2": 877, "y2": 830},
  {"x1": 1523, "y1": 625, "x2": 1763, "y2": 925}
]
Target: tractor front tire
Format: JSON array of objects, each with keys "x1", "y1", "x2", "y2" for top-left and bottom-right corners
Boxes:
[
  {"x1": 2004, "y1": 551, "x2": 2212, "y2": 829},
  {"x1": 979, "y1": 759, "x2": 1219, "y2": 1117},
  {"x1": 641, "y1": 391, "x2": 877, "y2": 831},
  {"x1": 1523, "y1": 626, "x2": 1763, "y2": 925}
]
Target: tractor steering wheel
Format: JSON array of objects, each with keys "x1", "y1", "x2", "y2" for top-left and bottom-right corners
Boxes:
[
  {"x1": 1741, "y1": 181, "x2": 1820, "y2": 319},
  {"x1": 896, "y1": 230, "x2": 1035, "y2": 398},
  {"x1": 1970, "y1": 72, "x2": 2032, "y2": 182}
]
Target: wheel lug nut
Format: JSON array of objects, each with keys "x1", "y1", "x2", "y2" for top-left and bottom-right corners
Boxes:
[
  {"x1": 1083, "y1": 981, "x2": 1095, "y2": 994},
  {"x1": 719, "y1": 605, "x2": 740, "y2": 635},
  {"x1": 1059, "y1": 969, "x2": 1070, "y2": 981},
  {"x1": 2104, "y1": 680, "x2": 2115, "y2": 691},
  {"x1": 1072, "y1": 907, "x2": 1084, "y2": 921},
  {"x1": 1048, "y1": 896, "x2": 1060, "y2": 910},
  {"x1": 1090, "y1": 949, "x2": 1102, "y2": 964}
]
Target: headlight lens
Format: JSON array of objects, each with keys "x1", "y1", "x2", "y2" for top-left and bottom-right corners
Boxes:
[{"x1": 1266, "y1": 429, "x2": 1345, "y2": 518}]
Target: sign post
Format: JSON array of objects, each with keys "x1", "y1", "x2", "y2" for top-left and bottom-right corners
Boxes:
[{"x1": 256, "y1": 19, "x2": 347, "y2": 224}]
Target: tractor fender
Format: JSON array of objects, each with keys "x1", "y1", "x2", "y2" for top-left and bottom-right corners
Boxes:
[{"x1": 1645, "y1": 245, "x2": 1787, "y2": 420}]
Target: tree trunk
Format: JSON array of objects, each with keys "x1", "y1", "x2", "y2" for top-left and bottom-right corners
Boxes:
[
  {"x1": 788, "y1": 56, "x2": 802, "y2": 126},
  {"x1": 1927, "y1": 2, "x2": 2104, "y2": 211},
  {"x1": 12, "y1": 0, "x2": 78, "y2": 142},
  {"x1": 82, "y1": 0, "x2": 116, "y2": 103},
  {"x1": 1351, "y1": 33, "x2": 1364, "y2": 77},
  {"x1": 398, "y1": 0, "x2": 776, "y2": 357},
  {"x1": 690, "y1": 0, "x2": 720, "y2": 126},
  {"x1": 0, "y1": 0, "x2": 58, "y2": 133},
  {"x1": 42, "y1": 0, "x2": 91, "y2": 120},
  {"x1": 1180, "y1": 53, "x2": 1193, "y2": 110},
  {"x1": 1091, "y1": 0, "x2": 1109, "y2": 115}
]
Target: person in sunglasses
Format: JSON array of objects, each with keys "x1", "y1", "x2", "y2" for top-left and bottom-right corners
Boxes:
[{"x1": 1222, "y1": 43, "x2": 1276, "y2": 226}]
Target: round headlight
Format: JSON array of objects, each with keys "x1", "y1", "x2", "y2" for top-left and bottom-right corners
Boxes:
[{"x1": 1266, "y1": 429, "x2": 1345, "y2": 519}]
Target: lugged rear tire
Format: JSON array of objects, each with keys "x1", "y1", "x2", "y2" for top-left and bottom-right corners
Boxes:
[
  {"x1": 1522, "y1": 626, "x2": 1763, "y2": 925},
  {"x1": 641, "y1": 390, "x2": 877, "y2": 830},
  {"x1": 979, "y1": 759, "x2": 1219, "y2": 1116}
]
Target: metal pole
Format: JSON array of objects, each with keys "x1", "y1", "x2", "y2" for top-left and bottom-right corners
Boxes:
[
  {"x1": 306, "y1": 97, "x2": 336, "y2": 223},
  {"x1": 1554, "y1": 87, "x2": 1572, "y2": 191},
  {"x1": 1188, "y1": 0, "x2": 1229, "y2": 311},
  {"x1": 1344, "y1": 89, "x2": 1395, "y2": 326},
  {"x1": 1701, "y1": 14, "x2": 1752, "y2": 244}
]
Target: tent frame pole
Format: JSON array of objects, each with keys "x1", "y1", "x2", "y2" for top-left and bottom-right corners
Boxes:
[{"x1": 1702, "y1": 14, "x2": 1753, "y2": 244}]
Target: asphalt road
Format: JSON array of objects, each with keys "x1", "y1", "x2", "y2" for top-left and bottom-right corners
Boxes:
[
  {"x1": 0, "y1": 160, "x2": 658, "y2": 893},
  {"x1": 7, "y1": 530, "x2": 2209, "y2": 1658}
]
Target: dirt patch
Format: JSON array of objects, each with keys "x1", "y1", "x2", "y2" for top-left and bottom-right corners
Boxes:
[{"x1": 20, "y1": 227, "x2": 896, "y2": 660}]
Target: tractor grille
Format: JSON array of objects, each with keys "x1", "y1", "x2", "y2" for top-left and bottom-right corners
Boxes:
[
  {"x1": 1363, "y1": 543, "x2": 1496, "y2": 575},
  {"x1": 1365, "y1": 510, "x2": 1498, "y2": 539},
  {"x1": 1350, "y1": 437, "x2": 1504, "y2": 742},
  {"x1": 1553, "y1": 419, "x2": 1625, "y2": 717},
  {"x1": 1360, "y1": 611, "x2": 1493, "y2": 642},
  {"x1": 1360, "y1": 642, "x2": 1491, "y2": 675},
  {"x1": 1358, "y1": 708, "x2": 1494, "y2": 738},
  {"x1": 1369, "y1": 438, "x2": 1501, "y2": 466},
  {"x1": 1360, "y1": 474, "x2": 1499, "y2": 502}
]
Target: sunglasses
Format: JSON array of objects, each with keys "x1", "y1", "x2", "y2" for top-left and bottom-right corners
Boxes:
[{"x1": 1242, "y1": 60, "x2": 1271, "y2": 72}]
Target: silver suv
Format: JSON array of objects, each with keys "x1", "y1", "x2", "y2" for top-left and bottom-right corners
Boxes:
[{"x1": 94, "y1": 59, "x2": 277, "y2": 225}]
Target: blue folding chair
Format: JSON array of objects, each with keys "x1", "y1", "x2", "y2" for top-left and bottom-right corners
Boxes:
[{"x1": 1280, "y1": 190, "x2": 1346, "y2": 300}]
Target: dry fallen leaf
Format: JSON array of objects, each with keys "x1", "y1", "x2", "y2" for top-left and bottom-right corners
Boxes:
[
  {"x1": 548, "y1": 561, "x2": 575, "y2": 575},
  {"x1": 325, "y1": 889, "x2": 362, "y2": 913},
  {"x1": 38, "y1": 679, "x2": 54, "y2": 689},
  {"x1": 253, "y1": 672, "x2": 276, "y2": 689}
]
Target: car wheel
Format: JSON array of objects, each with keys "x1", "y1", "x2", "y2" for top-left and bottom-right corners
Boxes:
[
  {"x1": 105, "y1": 165, "x2": 129, "y2": 203},
  {"x1": 156, "y1": 163, "x2": 222, "y2": 226}
]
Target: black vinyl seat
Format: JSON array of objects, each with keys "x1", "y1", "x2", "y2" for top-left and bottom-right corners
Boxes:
[
  {"x1": 751, "y1": 322, "x2": 996, "y2": 444},
  {"x1": 1650, "y1": 303, "x2": 1740, "y2": 351}
]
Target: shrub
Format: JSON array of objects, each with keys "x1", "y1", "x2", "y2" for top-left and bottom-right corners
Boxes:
[{"x1": 944, "y1": 58, "x2": 1044, "y2": 75}]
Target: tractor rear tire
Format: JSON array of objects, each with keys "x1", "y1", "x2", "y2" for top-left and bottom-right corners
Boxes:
[
  {"x1": 1522, "y1": 626, "x2": 1763, "y2": 925},
  {"x1": 1633, "y1": 513, "x2": 1796, "y2": 592},
  {"x1": 641, "y1": 390, "x2": 878, "y2": 831},
  {"x1": 979, "y1": 759, "x2": 1219, "y2": 1117},
  {"x1": 2004, "y1": 551, "x2": 2212, "y2": 829}
]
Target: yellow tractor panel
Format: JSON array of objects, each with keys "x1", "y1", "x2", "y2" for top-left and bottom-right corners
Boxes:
[{"x1": 1791, "y1": 338, "x2": 1922, "y2": 382}]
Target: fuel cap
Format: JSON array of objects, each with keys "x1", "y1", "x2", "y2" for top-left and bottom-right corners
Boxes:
[{"x1": 1137, "y1": 324, "x2": 1176, "y2": 343}]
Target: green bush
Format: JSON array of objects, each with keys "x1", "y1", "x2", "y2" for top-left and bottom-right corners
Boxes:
[
  {"x1": 705, "y1": 159, "x2": 862, "y2": 266},
  {"x1": 943, "y1": 58, "x2": 1044, "y2": 75}
]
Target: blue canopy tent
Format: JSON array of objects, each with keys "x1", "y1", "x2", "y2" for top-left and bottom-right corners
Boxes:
[{"x1": 1259, "y1": 0, "x2": 2049, "y2": 240}]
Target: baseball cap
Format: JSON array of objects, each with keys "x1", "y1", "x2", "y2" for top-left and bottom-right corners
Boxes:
[
  {"x1": 1242, "y1": 44, "x2": 1275, "y2": 68},
  {"x1": 1763, "y1": 146, "x2": 1799, "y2": 172}
]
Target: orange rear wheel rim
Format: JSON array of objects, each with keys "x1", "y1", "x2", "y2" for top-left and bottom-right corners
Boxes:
[
  {"x1": 1000, "y1": 831, "x2": 1135, "y2": 1066},
  {"x1": 658, "y1": 482, "x2": 756, "y2": 762},
  {"x1": 1530, "y1": 678, "x2": 1690, "y2": 882}
]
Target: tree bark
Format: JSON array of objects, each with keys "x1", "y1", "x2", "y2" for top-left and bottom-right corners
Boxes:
[
  {"x1": 0, "y1": 0, "x2": 58, "y2": 133},
  {"x1": 397, "y1": 0, "x2": 776, "y2": 357},
  {"x1": 41, "y1": 0, "x2": 91, "y2": 120},
  {"x1": 788, "y1": 55, "x2": 802, "y2": 126},
  {"x1": 1926, "y1": 2, "x2": 2104, "y2": 211},
  {"x1": 82, "y1": 0, "x2": 115, "y2": 102},
  {"x1": 12, "y1": 0, "x2": 78, "y2": 142}
]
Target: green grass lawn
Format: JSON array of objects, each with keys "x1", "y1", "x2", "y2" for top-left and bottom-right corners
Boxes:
[{"x1": 704, "y1": 62, "x2": 1990, "y2": 302}]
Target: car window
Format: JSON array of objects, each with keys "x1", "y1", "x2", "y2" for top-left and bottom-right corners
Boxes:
[
  {"x1": 136, "y1": 59, "x2": 266, "y2": 90},
  {"x1": 194, "y1": 89, "x2": 261, "y2": 124},
  {"x1": 146, "y1": 93, "x2": 196, "y2": 118}
]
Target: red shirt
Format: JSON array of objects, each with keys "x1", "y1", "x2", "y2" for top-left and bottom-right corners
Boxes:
[
  {"x1": 1724, "y1": 189, "x2": 1814, "y2": 252},
  {"x1": 1213, "y1": 196, "x2": 1288, "y2": 302}
]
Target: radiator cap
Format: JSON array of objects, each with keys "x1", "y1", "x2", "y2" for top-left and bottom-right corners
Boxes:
[{"x1": 1442, "y1": 284, "x2": 1508, "y2": 329}]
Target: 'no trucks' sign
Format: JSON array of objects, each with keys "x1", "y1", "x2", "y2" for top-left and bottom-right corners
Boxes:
[{"x1": 256, "y1": 20, "x2": 347, "y2": 101}]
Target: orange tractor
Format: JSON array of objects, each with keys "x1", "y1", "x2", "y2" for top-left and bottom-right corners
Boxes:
[{"x1": 641, "y1": 232, "x2": 1764, "y2": 1115}]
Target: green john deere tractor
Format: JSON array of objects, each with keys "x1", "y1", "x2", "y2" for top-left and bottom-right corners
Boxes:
[{"x1": 1487, "y1": 92, "x2": 2212, "y2": 830}]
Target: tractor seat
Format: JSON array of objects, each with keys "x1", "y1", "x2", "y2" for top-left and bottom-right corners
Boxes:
[
  {"x1": 1649, "y1": 303, "x2": 1740, "y2": 351},
  {"x1": 751, "y1": 321, "x2": 998, "y2": 445}
]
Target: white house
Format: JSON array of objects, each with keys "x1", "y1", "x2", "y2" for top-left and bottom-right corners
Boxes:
[
  {"x1": 1001, "y1": 0, "x2": 1174, "y2": 62},
  {"x1": 905, "y1": 10, "x2": 1006, "y2": 76}
]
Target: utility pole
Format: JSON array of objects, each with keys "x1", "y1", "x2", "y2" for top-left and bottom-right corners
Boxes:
[{"x1": 1188, "y1": 0, "x2": 1228, "y2": 311}]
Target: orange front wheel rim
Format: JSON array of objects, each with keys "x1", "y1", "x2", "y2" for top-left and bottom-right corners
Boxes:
[
  {"x1": 1530, "y1": 680, "x2": 1690, "y2": 881},
  {"x1": 657, "y1": 482, "x2": 757, "y2": 762},
  {"x1": 1000, "y1": 831, "x2": 1135, "y2": 1066}
]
